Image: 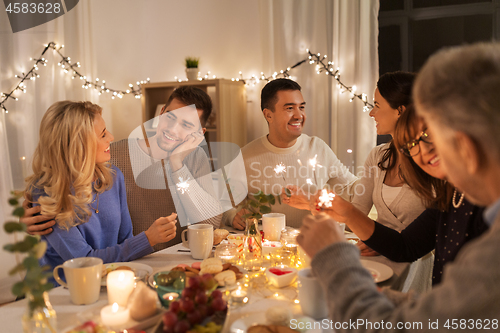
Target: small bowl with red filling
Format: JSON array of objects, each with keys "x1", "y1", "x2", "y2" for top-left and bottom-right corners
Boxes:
[{"x1": 265, "y1": 265, "x2": 298, "y2": 288}]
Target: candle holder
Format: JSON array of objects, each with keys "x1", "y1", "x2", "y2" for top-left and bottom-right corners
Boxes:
[
  {"x1": 153, "y1": 271, "x2": 185, "y2": 308},
  {"x1": 100, "y1": 302, "x2": 130, "y2": 330},
  {"x1": 228, "y1": 282, "x2": 250, "y2": 307},
  {"x1": 214, "y1": 243, "x2": 237, "y2": 264}
]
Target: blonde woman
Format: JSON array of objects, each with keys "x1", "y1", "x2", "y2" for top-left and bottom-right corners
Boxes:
[{"x1": 26, "y1": 101, "x2": 177, "y2": 277}]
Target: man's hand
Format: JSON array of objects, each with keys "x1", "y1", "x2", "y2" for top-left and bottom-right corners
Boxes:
[
  {"x1": 145, "y1": 213, "x2": 178, "y2": 246},
  {"x1": 20, "y1": 200, "x2": 56, "y2": 236},
  {"x1": 169, "y1": 132, "x2": 205, "y2": 172},
  {"x1": 297, "y1": 213, "x2": 346, "y2": 258},
  {"x1": 281, "y1": 185, "x2": 311, "y2": 210},
  {"x1": 320, "y1": 194, "x2": 356, "y2": 223},
  {"x1": 231, "y1": 208, "x2": 247, "y2": 230}
]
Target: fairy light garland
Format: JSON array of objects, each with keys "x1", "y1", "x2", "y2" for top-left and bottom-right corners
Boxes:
[
  {"x1": 2, "y1": 43, "x2": 373, "y2": 114},
  {"x1": 1, "y1": 41, "x2": 149, "y2": 114}
]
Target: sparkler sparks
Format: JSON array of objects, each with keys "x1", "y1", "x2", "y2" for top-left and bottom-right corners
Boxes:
[
  {"x1": 274, "y1": 163, "x2": 287, "y2": 182},
  {"x1": 176, "y1": 177, "x2": 190, "y2": 194},
  {"x1": 318, "y1": 189, "x2": 335, "y2": 208}
]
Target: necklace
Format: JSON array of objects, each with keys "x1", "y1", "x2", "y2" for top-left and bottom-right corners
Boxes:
[
  {"x1": 90, "y1": 190, "x2": 99, "y2": 213},
  {"x1": 452, "y1": 189, "x2": 465, "y2": 209}
]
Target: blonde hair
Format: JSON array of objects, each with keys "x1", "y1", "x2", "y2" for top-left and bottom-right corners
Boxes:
[{"x1": 25, "y1": 101, "x2": 114, "y2": 230}]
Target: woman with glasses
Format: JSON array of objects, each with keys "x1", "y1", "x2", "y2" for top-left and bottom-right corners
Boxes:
[{"x1": 319, "y1": 105, "x2": 488, "y2": 286}]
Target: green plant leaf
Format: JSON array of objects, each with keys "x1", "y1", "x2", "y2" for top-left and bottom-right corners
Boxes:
[
  {"x1": 33, "y1": 242, "x2": 47, "y2": 259},
  {"x1": 255, "y1": 213, "x2": 262, "y2": 220},
  {"x1": 285, "y1": 188, "x2": 292, "y2": 197},
  {"x1": 241, "y1": 213, "x2": 252, "y2": 220},
  {"x1": 12, "y1": 281, "x2": 26, "y2": 297},
  {"x1": 3, "y1": 244, "x2": 14, "y2": 252},
  {"x1": 258, "y1": 195, "x2": 268, "y2": 203},
  {"x1": 259, "y1": 205, "x2": 272, "y2": 214},
  {"x1": 254, "y1": 190, "x2": 263, "y2": 197},
  {"x1": 8, "y1": 263, "x2": 25, "y2": 276},
  {"x1": 277, "y1": 195, "x2": 282, "y2": 205},
  {"x1": 249, "y1": 200, "x2": 259, "y2": 208},
  {"x1": 23, "y1": 256, "x2": 39, "y2": 270},
  {"x1": 4, "y1": 222, "x2": 26, "y2": 233},
  {"x1": 8, "y1": 198, "x2": 19, "y2": 206},
  {"x1": 267, "y1": 195, "x2": 275, "y2": 205},
  {"x1": 10, "y1": 236, "x2": 39, "y2": 252},
  {"x1": 12, "y1": 207, "x2": 25, "y2": 218}
]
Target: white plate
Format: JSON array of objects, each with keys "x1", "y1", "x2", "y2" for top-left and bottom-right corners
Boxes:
[
  {"x1": 230, "y1": 312, "x2": 321, "y2": 333},
  {"x1": 102, "y1": 262, "x2": 153, "y2": 286},
  {"x1": 360, "y1": 260, "x2": 393, "y2": 283}
]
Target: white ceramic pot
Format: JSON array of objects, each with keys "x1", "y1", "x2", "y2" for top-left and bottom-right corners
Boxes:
[{"x1": 186, "y1": 68, "x2": 199, "y2": 81}]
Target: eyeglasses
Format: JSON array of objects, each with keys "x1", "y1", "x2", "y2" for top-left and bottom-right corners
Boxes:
[{"x1": 400, "y1": 131, "x2": 433, "y2": 157}]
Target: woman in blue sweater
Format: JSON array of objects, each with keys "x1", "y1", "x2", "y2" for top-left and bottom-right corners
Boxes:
[{"x1": 26, "y1": 101, "x2": 177, "y2": 273}]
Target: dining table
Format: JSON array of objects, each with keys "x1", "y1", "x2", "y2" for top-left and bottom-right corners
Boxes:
[{"x1": 0, "y1": 234, "x2": 410, "y2": 333}]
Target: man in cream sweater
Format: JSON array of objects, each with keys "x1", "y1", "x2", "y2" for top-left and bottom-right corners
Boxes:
[{"x1": 229, "y1": 79, "x2": 357, "y2": 229}]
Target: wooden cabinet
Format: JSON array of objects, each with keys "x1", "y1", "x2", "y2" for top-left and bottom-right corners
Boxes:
[{"x1": 141, "y1": 79, "x2": 247, "y2": 148}]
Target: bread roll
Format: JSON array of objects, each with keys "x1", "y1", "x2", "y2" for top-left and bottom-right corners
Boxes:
[
  {"x1": 213, "y1": 229, "x2": 230, "y2": 245},
  {"x1": 127, "y1": 281, "x2": 158, "y2": 321}
]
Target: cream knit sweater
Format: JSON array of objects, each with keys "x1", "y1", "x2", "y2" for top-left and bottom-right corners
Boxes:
[{"x1": 225, "y1": 134, "x2": 357, "y2": 228}]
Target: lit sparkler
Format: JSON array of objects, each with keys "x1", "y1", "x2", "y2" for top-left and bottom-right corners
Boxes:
[
  {"x1": 176, "y1": 177, "x2": 190, "y2": 194},
  {"x1": 308, "y1": 154, "x2": 322, "y2": 185},
  {"x1": 317, "y1": 189, "x2": 335, "y2": 208},
  {"x1": 274, "y1": 163, "x2": 287, "y2": 182}
]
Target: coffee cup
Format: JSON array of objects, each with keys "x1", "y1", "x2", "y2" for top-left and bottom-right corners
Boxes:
[
  {"x1": 297, "y1": 268, "x2": 328, "y2": 319},
  {"x1": 262, "y1": 213, "x2": 286, "y2": 241},
  {"x1": 53, "y1": 257, "x2": 103, "y2": 305},
  {"x1": 181, "y1": 224, "x2": 214, "y2": 259}
]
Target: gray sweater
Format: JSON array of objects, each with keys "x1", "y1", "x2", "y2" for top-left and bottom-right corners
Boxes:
[{"x1": 311, "y1": 213, "x2": 500, "y2": 332}]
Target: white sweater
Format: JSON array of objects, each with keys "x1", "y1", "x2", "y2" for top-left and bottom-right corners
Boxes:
[{"x1": 233, "y1": 134, "x2": 357, "y2": 228}]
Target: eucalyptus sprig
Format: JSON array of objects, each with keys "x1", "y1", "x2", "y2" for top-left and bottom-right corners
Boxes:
[
  {"x1": 236, "y1": 190, "x2": 290, "y2": 221},
  {"x1": 3, "y1": 192, "x2": 53, "y2": 315}
]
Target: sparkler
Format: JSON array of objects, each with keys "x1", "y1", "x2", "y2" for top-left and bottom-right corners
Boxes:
[
  {"x1": 317, "y1": 189, "x2": 335, "y2": 208},
  {"x1": 274, "y1": 163, "x2": 287, "y2": 182},
  {"x1": 176, "y1": 177, "x2": 190, "y2": 194},
  {"x1": 308, "y1": 154, "x2": 322, "y2": 185}
]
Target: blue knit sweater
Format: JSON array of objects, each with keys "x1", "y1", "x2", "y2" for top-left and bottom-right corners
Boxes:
[{"x1": 35, "y1": 166, "x2": 154, "y2": 272}]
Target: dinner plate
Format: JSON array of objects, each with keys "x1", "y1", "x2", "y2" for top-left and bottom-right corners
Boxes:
[
  {"x1": 230, "y1": 312, "x2": 321, "y2": 333},
  {"x1": 359, "y1": 259, "x2": 393, "y2": 283},
  {"x1": 102, "y1": 262, "x2": 153, "y2": 286}
]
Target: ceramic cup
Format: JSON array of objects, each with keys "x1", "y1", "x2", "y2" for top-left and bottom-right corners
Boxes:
[
  {"x1": 53, "y1": 257, "x2": 103, "y2": 305},
  {"x1": 262, "y1": 213, "x2": 286, "y2": 241},
  {"x1": 297, "y1": 268, "x2": 328, "y2": 319},
  {"x1": 181, "y1": 224, "x2": 214, "y2": 259}
]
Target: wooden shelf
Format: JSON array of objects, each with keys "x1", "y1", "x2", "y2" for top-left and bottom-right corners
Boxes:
[{"x1": 141, "y1": 79, "x2": 247, "y2": 148}]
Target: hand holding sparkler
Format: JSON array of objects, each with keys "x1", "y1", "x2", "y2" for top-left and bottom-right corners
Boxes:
[{"x1": 274, "y1": 163, "x2": 292, "y2": 197}]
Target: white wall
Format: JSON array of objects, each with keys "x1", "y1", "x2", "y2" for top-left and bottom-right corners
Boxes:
[{"x1": 88, "y1": 0, "x2": 267, "y2": 142}]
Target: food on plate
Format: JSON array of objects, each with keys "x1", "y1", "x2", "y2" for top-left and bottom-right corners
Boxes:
[
  {"x1": 248, "y1": 324, "x2": 297, "y2": 333},
  {"x1": 199, "y1": 258, "x2": 223, "y2": 275},
  {"x1": 162, "y1": 275, "x2": 227, "y2": 333},
  {"x1": 213, "y1": 270, "x2": 236, "y2": 286},
  {"x1": 66, "y1": 320, "x2": 146, "y2": 333},
  {"x1": 265, "y1": 308, "x2": 292, "y2": 326},
  {"x1": 156, "y1": 271, "x2": 185, "y2": 290},
  {"x1": 101, "y1": 264, "x2": 133, "y2": 278},
  {"x1": 173, "y1": 261, "x2": 243, "y2": 285},
  {"x1": 189, "y1": 321, "x2": 222, "y2": 333},
  {"x1": 213, "y1": 229, "x2": 229, "y2": 245},
  {"x1": 127, "y1": 281, "x2": 158, "y2": 321},
  {"x1": 191, "y1": 262, "x2": 202, "y2": 270}
]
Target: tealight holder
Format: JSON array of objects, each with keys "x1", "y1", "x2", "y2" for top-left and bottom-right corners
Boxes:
[
  {"x1": 228, "y1": 282, "x2": 250, "y2": 307},
  {"x1": 214, "y1": 243, "x2": 237, "y2": 264}
]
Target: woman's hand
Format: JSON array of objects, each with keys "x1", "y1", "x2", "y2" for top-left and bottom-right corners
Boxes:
[
  {"x1": 320, "y1": 193, "x2": 356, "y2": 223},
  {"x1": 297, "y1": 213, "x2": 347, "y2": 258},
  {"x1": 357, "y1": 241, "x2": 380, "y2": 256},
  {"x1": 145, "y1": 213, "x2": 177, "y2": 246},
  {"x1": 231, "y1": 208, "x2": 248, "y2": 230},
  {"x1": 281, "y1": 185, "x2": 312, "y2": 211}
]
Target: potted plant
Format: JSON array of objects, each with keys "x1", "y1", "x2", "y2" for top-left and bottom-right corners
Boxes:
[
  {"x1": 185, "y1": 57, "x2": 199, "y2": 81},
  {"x1": 4, "y1": 192, "x2": 56, "y2": 333}
]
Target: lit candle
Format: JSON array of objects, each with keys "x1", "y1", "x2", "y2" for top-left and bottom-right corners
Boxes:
[
  {"x1": 100, "y1": 302, "x2": 130, "y2": 329},
  {"x1": 162, "y1": 292, "x2": 179, "y2": 302},
  {"x1": 107, "y1": 270, "x2": 135, "y2": 307},
  {"x1": 230, "y1": 288, "x2": 248, "y2": 304}
]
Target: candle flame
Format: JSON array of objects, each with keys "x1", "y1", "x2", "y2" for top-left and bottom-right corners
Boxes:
[
  {"x1": 112, "y1": 302, "x2": 119, "y2": 312},
  {"x1": 318, "y1": 189, "x2": 335, "y2": 208},
  {"x1": 176, "y1": 177, "x2": 190, "y2": 194}
]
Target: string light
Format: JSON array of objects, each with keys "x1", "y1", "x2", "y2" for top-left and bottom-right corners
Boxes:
[{"x1": 1, "y1": 41, "x2": 149, "y2": 114}]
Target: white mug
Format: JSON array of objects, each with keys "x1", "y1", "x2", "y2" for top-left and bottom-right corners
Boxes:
[
  {"x1": 297, "y1": 268, "x2": 328, "y2": 319},
  {"x1": 262, "y1": 213, "x2": 286, "y2": 241},
  {"x1": 53, "y1": 257, "x2": 103, "y2": 305},
  {"x1": 181, "y1": 224, "x2": 214, "y2": 259}
]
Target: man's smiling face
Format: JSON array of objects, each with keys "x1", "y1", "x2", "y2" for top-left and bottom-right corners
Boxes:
[{"x1": 266, "y1": 90, "x2": 306, "y2": 146}]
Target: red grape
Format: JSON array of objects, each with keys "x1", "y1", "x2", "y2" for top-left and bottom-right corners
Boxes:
[
  {"x1": 206, "y1": 304, "x2": 215, "y2": 316},
  {"x1": 211, "y1": 297, "x2": 226, "y2": 312},
  {"x1": 211, "y1": 289, "x2": 223, "y2": 299},
  {"x1": 181, "y1": 287, "x2": 195, "y2": 299},
  {"x1": 200, "y1": 274, "x2": 217, "y2": 290},
  {"x1": 187, "y1": 276, "x2": 201, "y2": 290},
  {"x1": 179, "y1": 298, "x2": 195, "y2": 313},
  {"x1": 174, "y1": 320, "x2": 190, "y2": 333},
  {"x1": 197, "y1": 304, "x2": 208, "y2": 318},
  {"x1": 163, "y1": 311, "x2": 178, "y2": 329},
  {"x1": 195, "y1": 291, "x2": 208, "y2": 304},
  {"x1": 186, "y1": 309, "x2": 202, "y2": 325},
  {"x1": 169, "y1": 301, "x2": 180, "y2": 314}
]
